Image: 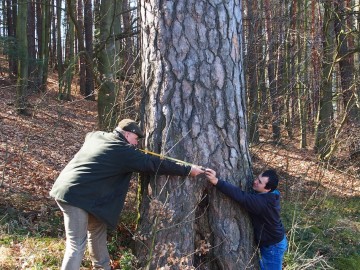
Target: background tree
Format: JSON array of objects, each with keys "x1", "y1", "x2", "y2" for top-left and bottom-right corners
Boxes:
[
  {"x1": 63, "y1": 0, "x2": 75, "y2": 100},
  {"x1": 56, "y1": 0, "x2": 64, "y2": 98},
  {"x1": 244, "y1": 0, "x2": 262, "y2": 144},
  {"x1": 136, "y1": 1, "x2": 255, "y2": 269},
  {"x1": 5, "y1": 0, "x2": 17, "y2": 76},
  {"x1": 84, "y1": 0, "x2": 94, "y2": 99},
  {"x1": 315, "y1": 0, "x2": 336, "y2": 159},
  {"x1": 15, "y1": 0, "x2": 27, "y2": 113},
  {"x1": 27, "y1": 0, "x2": 36, "y2": 92},
  {"x1": 38, "y1": 0, "x2": 51, "y2": 92},
  {"x1": 77, "y1": 0, "x2": 86, "y2": 97},
  {"x1": 264, "y1": 0, "x2": 282, "y2": 142},
  {"x1": 96, "y1": 0, "x2": 119, "y2": 130}
]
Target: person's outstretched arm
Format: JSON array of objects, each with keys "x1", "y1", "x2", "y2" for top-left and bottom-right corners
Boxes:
[{"x1": 205, "y1": 168, "x2": 265, "y2": 214}]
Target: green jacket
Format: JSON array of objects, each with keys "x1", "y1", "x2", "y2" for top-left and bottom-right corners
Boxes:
[{"x1": 50, "y1": 131, "x2": 191, "y2": 228}]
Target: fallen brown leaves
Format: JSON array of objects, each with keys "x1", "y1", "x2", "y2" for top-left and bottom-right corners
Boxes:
[{"x1": 0, "y1": 79, "x2": 97, "y2": 210}]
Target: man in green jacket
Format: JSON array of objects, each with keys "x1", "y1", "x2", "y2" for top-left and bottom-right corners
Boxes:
[{"x1": 50, "y1": 119, "x2": 204, "y2": 270}]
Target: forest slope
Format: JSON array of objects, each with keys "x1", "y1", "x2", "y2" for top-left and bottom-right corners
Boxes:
[{"x1": 0, "y1": 79, "x2": 359, "y2": 269}]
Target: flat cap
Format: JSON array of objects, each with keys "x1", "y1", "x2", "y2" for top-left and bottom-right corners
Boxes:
[{"x1": 118, "y1": 119, "x2": 144, "y2": 138}]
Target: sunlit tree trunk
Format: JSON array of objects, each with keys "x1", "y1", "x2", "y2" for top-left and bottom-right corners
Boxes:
[
  {"x1": 64, "y1": 0, "x2": 75, "y2": 100},
  {"x1": 298, "y1": 0, "x2": 309, "y2": 148},
  {"x1": 56, "y1": 0, "x2": 64, "y2": 99},
  {"x1": 137, "y1": 1, "x2": 255, "y2": 269},
  {"x1": 245, "y1": 0, "x2": 260, "y2": 144},
  {"x1": 77, "y1": 0, "x2": 86, "y2": 96},
  {"x1": 27, "y1": 0, "x2": 36, "y2": 92},
  {"x1": 96, "y1": 0, "x2": 118, "y2": 130},
  {"x1": 334, "y1": 0, "x2": 358, "y2": 122},
  {"x1": 16, "y1": 0, "x2": 28, "y2": 114},
  {"x1": 284, "y1": 0, "x2": 295, "y2": 139},
  {"x1": 310, "y1": 0, "x2": 321, "y2": 134},
  {"x1": 264, "y1": 0, "x2": 281, "y2": 142},
  {"x1": 120, "y1": 0, "x2": 136, "y2": 117},
  {"x1": 39, "y1": 0, "x2": 51, "y2": 92},
  {"x1": 50, "y1": 0, "x2": 56, "y2": 69},
  {"x1": 84, "y1": 0, "x2": 94, "y2": 99},
  {"x1": 6, "y1": 0, "x2": 17, "y2": 77},
  {"x1": 315, "y1": 1, "x2": 335, "y2": 159}
]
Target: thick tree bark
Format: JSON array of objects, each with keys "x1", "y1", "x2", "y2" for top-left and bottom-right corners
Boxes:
[{"x1": 137, "y1": 1, "x2": 256, "y2": 269}]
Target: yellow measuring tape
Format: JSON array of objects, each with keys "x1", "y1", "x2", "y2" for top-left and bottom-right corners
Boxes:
[{"x1": 139, "y1": 149, "x2": 199, "y2": 167}]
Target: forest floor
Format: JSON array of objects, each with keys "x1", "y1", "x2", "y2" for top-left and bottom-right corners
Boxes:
[{"x1": 0, "y1": 77, "x2": 359, "y2": 269}]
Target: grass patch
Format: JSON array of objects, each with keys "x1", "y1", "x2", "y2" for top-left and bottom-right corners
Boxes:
[
  {"x1": 333, "y1": 254, "x2": 360, "y2": 270},
  {"x1": 282, "y1": 195, "x2": 360, "y2": 269}
]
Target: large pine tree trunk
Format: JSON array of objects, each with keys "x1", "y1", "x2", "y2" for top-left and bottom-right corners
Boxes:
[{"x1": 136, "y1": 1, "x2": 256, "y2": 269}]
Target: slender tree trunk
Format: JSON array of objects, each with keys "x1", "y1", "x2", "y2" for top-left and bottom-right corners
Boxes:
[
  {"x1": 315, "y1": 1, "x2": 335, "y2": 159},
  {"x1": 64, "y1": 0, "x2": 75, "y2": 100},
  {"x1": 96, "y1": 0, "x2": 118, "y2": 130},
  {"x1": 283, "y1": 0, "x2": 294, "y2": 140},
  {"x1": 298, "y1": 0, "x2": 309, "y2": 148},
  {"x1": 27, "y1": 0, "x2": 36, "y2": 92},
  {"x1": 121, "y1": 0, "x2": 136, "y2": 117},
  {"x1": 77, "y1": 0, "x2": 86, "y2": 96},
  {"x1": 16, "y1": 0, "x2": 28, "y2": 114},
  {"x1": 310, "y1": 0, "x2": 321, "y2": 134},
  {"x1": 6, "y1": 0, "x2": 17, "y2": 76},
  {"x1": 1, "y1": 0, "x2": 5, "y2": 37},
  {"x1": 51, "y1": 0, "x2": 56, "y2": 69},
  {"x1": 334, "y1": 0, "x2": 358, "y2": 122},
  {"x1": 37, "y1": 0, "x2": 51, "y2": 92},
  {"x1": 245, "y1": 0, "x2": 260, "y2": 144},
  {"x1": 84, "y1": 0, "x2": 94, "y2": 99},
  {"x1": 137, "y1": 1, "x2": 255, "y2": 269},
  {"x1": 264, "y1": 0, "x2": 281, "y2": 142},
  {"x1": 56, "y1": 0, "x2": 63, "y2": 99}
]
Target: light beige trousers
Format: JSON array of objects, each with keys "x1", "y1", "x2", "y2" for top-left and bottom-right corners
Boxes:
[{"x1": 56, "y1": 200, "x2": 111, "y2": 270}]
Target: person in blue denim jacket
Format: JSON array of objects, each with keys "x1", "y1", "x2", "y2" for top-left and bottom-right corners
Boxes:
[{"x1": 205, "y1": 169, "x2": 287, "y2": 270}]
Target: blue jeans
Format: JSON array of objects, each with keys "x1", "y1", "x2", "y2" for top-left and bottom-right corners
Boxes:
[
  {"x1": 260, "y1": 236, "x2": 287, "y2": 270},
  {"x1": 56, "y1": 200, "x2": 111, "y2": 270}
]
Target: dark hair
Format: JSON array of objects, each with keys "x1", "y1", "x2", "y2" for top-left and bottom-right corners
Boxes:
[{"x1": 262, "y1": 169, "x2": 279, "y2": 192}]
